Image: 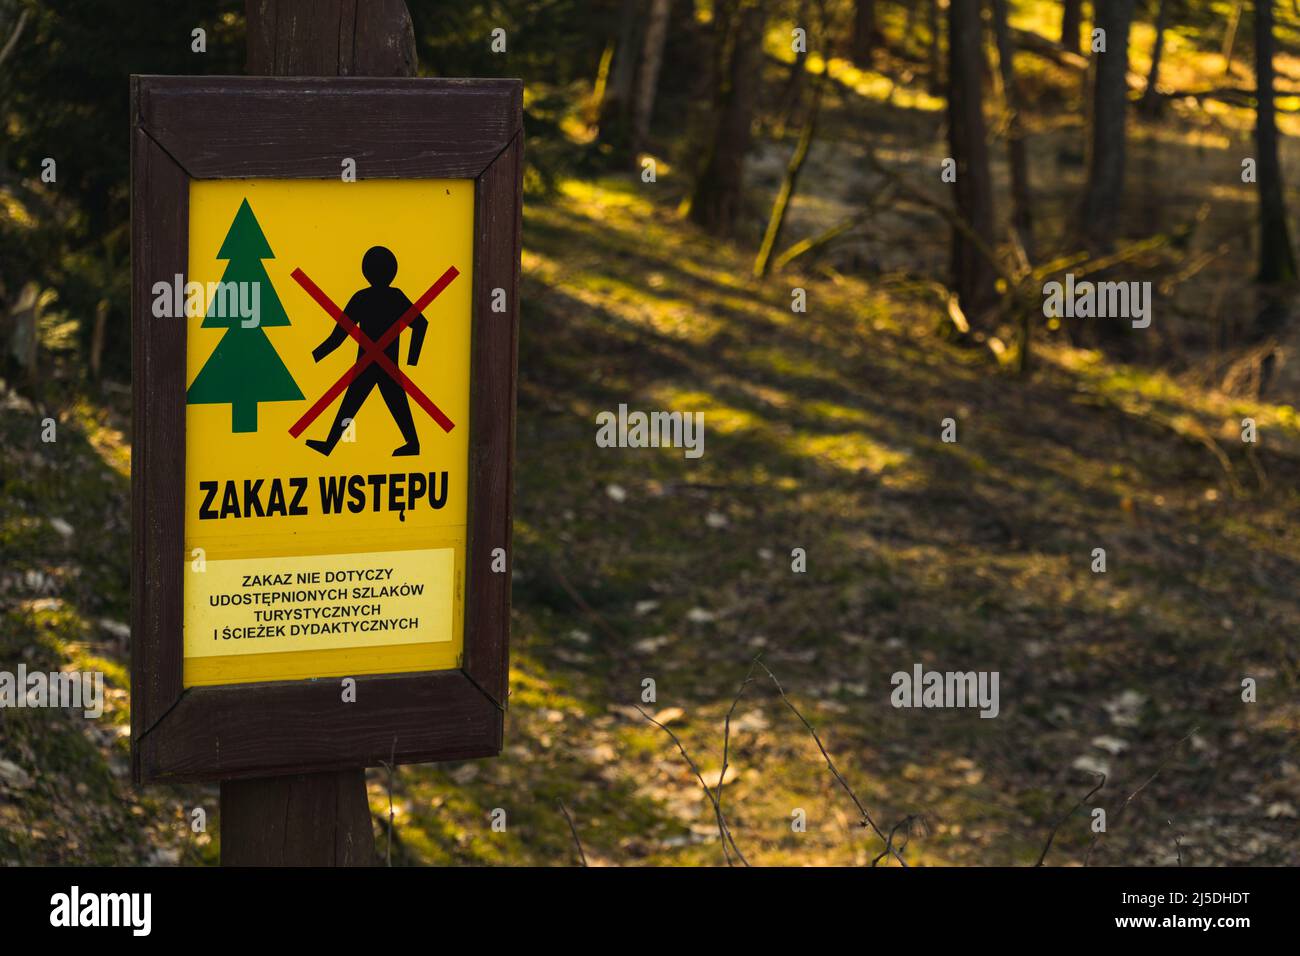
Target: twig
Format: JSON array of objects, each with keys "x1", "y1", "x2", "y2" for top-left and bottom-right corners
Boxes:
[
  {"x1": 636, "y1": 705, "x2": 750, "y2": 866},
  {"x1": 770, "y1": 181, "x2": 898, "y2": 272},
  {"x1": 1078, "y1": 389, "x2": 1244, "y2": 496},
  {"x1": 755, "y1": 661, "x2": 907, "y2": 866},
  {"x1": 754, "y1": 71, "x2": 827, "y2": 279},
  {"x1": 871, "y1": 814, "x2": 920, "y2": 867},
  {"x1": 0, "y1": 8, "x2": 30, "y2": 70},
  {"x1": 557, "y1": 798, "x2": 588, "y2": 867},
  {"x1": 1086, "y1": 727, "x2": 1199, "y2": 866},
  {"x1": 382, "y1": 736, "x2": 397, "y2": 867},
  {"x1": 717, "y1": 659, "x2": 762, "y2": 865},
  {"x1": 1035, "y1": 771, "x2": 1106, "y2": 866}
]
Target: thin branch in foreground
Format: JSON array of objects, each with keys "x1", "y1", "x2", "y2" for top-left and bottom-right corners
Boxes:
[
  {"x1": 755, "y1": 661, "x2": 907, "y2": 867},
  {"x1": 1035, "y1": 771, "x2": 1106, "y2": 867},
  {"x1": 556, "y1": 798, "x2": 588, "y2": 867},
  {"x1": 381, "y1": 736, "x2": 398, "y2": 867},
  {"x1": 636, "y1": 705, "x2": 750, "y2": 866},
  {"x1": 871, "y1": 814, "x2": 923, "y2": 867},
  {"x1": 716, "y1": 658, "x2": 762, "y2": 866},
  {"x1": 1085, "y1": 726, "x2": 1199, "y2": 866}
]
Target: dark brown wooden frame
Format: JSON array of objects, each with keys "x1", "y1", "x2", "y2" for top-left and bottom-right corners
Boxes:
[{"x1": 130, "y1": 76, "x2": 521, "y2": 783}]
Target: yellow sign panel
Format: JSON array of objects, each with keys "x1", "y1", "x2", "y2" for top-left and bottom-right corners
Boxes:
[{"x1": 181, "y1": 179, "x2": 474, "y2": 687}]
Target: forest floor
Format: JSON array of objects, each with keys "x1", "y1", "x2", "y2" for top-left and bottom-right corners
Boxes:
[{"x1": 2, "y1": 4, "x2": 1299, "y2": 866}]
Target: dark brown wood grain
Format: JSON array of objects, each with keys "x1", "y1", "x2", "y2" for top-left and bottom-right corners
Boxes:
[
  {"x1": 129, "y1": 111, "x2": 190, "y2": 781},
  {"x1": 130, "y1": 75, "x2": 522, "y2": 784},
  {"x1": 463, "y1": 132, "x2": 523, "y2": 707},
  {"x1": 220, "y1": 769, "x2": 374, "y2": 865},
  {"x1": 245, "y1": 0, "x2": 418, "y2": 77},
  {"x1": 135, "y1": 76, "x2": 521, "y2": 181},
  {"x1": 140, "y1": 670, "x2": 500, "y2": 781}
]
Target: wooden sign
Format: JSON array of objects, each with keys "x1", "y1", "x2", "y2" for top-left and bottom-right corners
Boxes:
[{"x1": 130, "y1": 76, "x2": 521, "y2": 783}]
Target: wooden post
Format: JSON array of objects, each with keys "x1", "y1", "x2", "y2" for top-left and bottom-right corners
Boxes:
[
  {"x1": 220, "y1": 771, "x2": 374, "y2": 865},
  {"x1": 245, "y1": 0, "x2": 417, "y2": 77},
  {"x1": 219, "y1": 0, "x2": 419, "y2": 866}
]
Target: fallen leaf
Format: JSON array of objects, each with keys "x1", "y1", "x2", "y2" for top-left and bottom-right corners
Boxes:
[{"x1": 654, "y1": 707, "x2": 685, "y2": 725}]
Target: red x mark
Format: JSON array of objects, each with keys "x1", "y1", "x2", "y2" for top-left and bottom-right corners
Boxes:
[{"x1": 287, "y1": 266, "x2": 460, "y2": 439}]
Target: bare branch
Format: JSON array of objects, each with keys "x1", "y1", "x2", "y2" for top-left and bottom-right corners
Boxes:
[
  {"x1": 636, "y1": 705, "x2": 750, "y2": 866},
  {"x1": 1035, "y1": 771, "x2": 1105, "y2": 866},
  {"x1": 380, "y1": 736, "x2": 398, "y2": 867},
  {"x1": 871, "y1": 814, "x2": 923, "y2": 867},
  {"x1": 755, "y1": 660, "x2": 907, "y2": 866},
  {"x1": 1086, "y1": 727, "x2": 1199, "y2": 866},
  {"x1": 717, "y1": 658, "x2": 761, "y2": 866},
  {"x1": 1169, "y1": 819, "x2": 1184, "y2": 867},
  {"x1": 556, "y1": 798, "x2": 588, "y2": 867}
]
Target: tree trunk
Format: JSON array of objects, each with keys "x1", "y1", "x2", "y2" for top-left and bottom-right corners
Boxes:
[
  {"x1": 597, "y1": 0, "x2": 645, "y2": 153},
  {"x1": 991, "y1": 0, "x2": 1034, "y2": 261},
  {"x1": 928, "y1": 0, "x2": 943, "y2": 94},
  {"x1": 1081, "y1": 0, "x2": 1135, "y2": 251},
  {"x1": 687, "y1": 0, "x2": 767, "y2": 235},
  {"x1": 226, "y1": 0, "x2": 420, "y2": 866},
  {"x1": 90, "y1": 298, "x2": 108, "y2": 383},
  {"x1": 631, "y1": 0, "x2": 672, "y2": 159},
  {"x1": 1061, "y1": 0, "x2": 1084, "y2": 54},
  {"x1": 1255, "y1": 0, "x2": 1296, "y2": 282},
  {"x1": 754, "y1": 76, "x2": 825, "y2": 278},
  {"x1": 1223, "y1": 0, "x2": 1245, "y2": 75},
  {"x1": 948, "y1": 0, "x2": 999, "y2": 326},
  {"x1": 1140, "y1": 0, "x2": 1170, "y2": 114},
  {"x1": 775, "y1": 0, "x2": 811, "y2": 137},
  {"x1": 903, "y1": 0, "x2": 921, "y2": 52},
  {"x1": 852, "y1": 0, "x2": 877, "y2": 68}
]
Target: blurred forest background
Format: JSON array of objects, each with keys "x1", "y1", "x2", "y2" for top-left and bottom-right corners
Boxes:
[{"x1": 1, "y1": 0, "x2": 1298, "y2": 865}]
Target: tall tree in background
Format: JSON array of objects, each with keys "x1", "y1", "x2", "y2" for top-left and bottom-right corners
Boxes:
[
  {"x1": 948, "y1": 0, "x2": 998, "y2": 325},
  {"x1": 755, "y1": 73, "x2": 827, "y2": 278},
  {"x1": 1, "y1": 0, "x2": 243, "y2": 379},
  {"x1": 631, "y1": 0, "x2": 672, "y2": 159},
  {"x1": 851, "y1": 0, "x2": 877, "y2": 67},
  {"x1": 928, "y1": 0, "x2": 943, "y2": 94},
  {"x1": 596, "y1": 0, "x2": 644, "y2": 155},
  {"x1": 1140, "y1": 0, "x2": 1171, "y2": 114},
  {"x1": 1081, "y1": 0, "x2": 1136, "y2": 250},
  {"x1": 991, "y1": 0, "x2": 1034, "y2": 261},
  {"x1": 1223, "y1": 0, "x2": 1245, "y2": 74},
  {"x1": 1254, "y1": 0, "x2": 1296, "y2": 282},
  {"x1": 687, "y1": 0, "x2": 768, "y2": 235},
  {"x1": 775, "y1": 0, "x2": 812, "y2": 135},
  {"x1": 1061, "y1": 0, "x2": 1084, "y2": 53}
]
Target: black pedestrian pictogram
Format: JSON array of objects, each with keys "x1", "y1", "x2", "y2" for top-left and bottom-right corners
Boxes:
[{"x1": 301, "y1": 246, "x2": 448, "y2": 457}]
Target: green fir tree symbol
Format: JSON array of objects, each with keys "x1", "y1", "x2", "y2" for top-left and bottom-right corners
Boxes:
[{"x1": 187, "y1": 198, "x2": 303, "y2": 432}]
